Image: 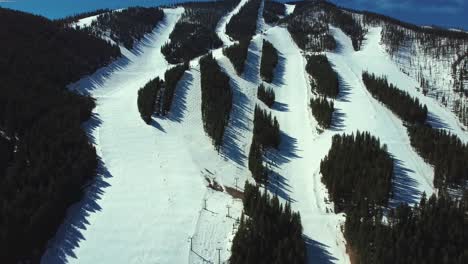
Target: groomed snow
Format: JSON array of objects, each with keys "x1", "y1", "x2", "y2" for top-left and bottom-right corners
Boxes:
[
  {"x1": 284, "y1": 4, "x2": 296, "y2": 16},
  {"x1": 215, "y1": 0, "x2": 249, "y2": 46},
  {"x1": 42, "y1": 2, "x2": 466, "y2": 264}
]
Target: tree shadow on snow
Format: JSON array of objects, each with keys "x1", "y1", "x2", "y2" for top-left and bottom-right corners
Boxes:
[
  {"x1": 272, "y1": 101, "x2": 289, "y2": 112},
  {"x1": 271, "y1": 53, "x2": 287, "y2": 86},
  {"x1": 41, "y1": 158, "x2": 113, "y2": 264},
  {"x1": 330, "y1": 107, "x2": 346, "y2": 132},
  {"x1": 304, "y1": 236, "x2": 338, "y2": 264},
  {"x1": 167, "y1": 70, "x2": 194, "y2": 123},
  {"x1": 68, "y1": 55, "x2": 131, "y2": 96},
  {"x1": 336, "y1": 74, "x2": 352, "y2": 103},
  {"x1": 242, "y1": 39, "x2": 261, "y2": 84},
  {"x1": 266, "y1": 170, "x2": 296, "y2": 203},
  {"x1": 389, "y1": 157, "x2": 421, "y2": 208},
  {"x1": 221, "y1": 78, "x2": 251, "y2": 167},
  {"x1": 426, "y1": 112, "x2": 451, "y2": 131},
  {"x1": 266, "y1": 132, "x2": 301, "y2": 168},
  {"x1": 150, "y1": 117, "x2": 166, "y2": 132}
]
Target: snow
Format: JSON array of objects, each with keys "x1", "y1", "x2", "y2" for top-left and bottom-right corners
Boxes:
[
  {"x1": 264, "y1": 26, "x2": 350, "y2": 264},
  {"x1": 74, "y1": 14, "x2": 99, "y2": 28},
  {"x1": 43, "y1": 4, "x2": 255, "y2": 264},
  {"x1": 324, "y1": 26, "x2": 435, "y2": 207},
  {"x1": 284, "y1": 3, "x2": 295, "y2": 16},
  {"x1": 357, "y1": 27, "x2": 468, "y2": 143},
  {"x1": 41, "y1": 2, "x2": 467, "y2": 264},
  {"x1": 215, "y1": 0, "x2": 249, "y2": 46}
]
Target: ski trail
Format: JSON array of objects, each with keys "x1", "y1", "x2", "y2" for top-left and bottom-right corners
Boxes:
[
  {"x1": 265, "y1": 26, "x2": 350, "y2": 264},
  {"x1": 356, "y1": 27, "x2": 468, "y2": 143},
  {"x1": 326, "y1": 26, "x2": 435, "y2": 206},
  {"x1": 41, "y1": 8, "x2": 210, "y2": 264},
  {"x1": 215, "y1": 0, "x2": 249, "y2": 46}
]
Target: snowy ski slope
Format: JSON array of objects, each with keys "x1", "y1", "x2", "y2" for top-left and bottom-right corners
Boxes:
[{"x1": 42, "y1": 1, "x2": 468, "y2": 264}]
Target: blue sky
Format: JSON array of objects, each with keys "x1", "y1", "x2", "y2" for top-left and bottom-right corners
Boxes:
[
  {"x1": 330, "y1": 0, "x2": 467, "y2": 30},
  {"x1": 0, "y1": 0, "x2": 466, "y2": 30}
]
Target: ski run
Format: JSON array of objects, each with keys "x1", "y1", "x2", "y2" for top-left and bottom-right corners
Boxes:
[{"x1": 42, "y1": 1, "x2": 467, "y2": 264}]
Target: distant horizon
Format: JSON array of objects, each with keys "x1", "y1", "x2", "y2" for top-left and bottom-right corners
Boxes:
[{"x1": 0, "y1": 0, "x2": 466, "y2": 30}]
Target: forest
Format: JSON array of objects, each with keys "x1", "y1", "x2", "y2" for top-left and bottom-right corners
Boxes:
[
  {"x1": 161, "y1": 0, "x2": 239, "y2": 64},
  {"x1": 345, "y1": 191, "x2": 467, "y2": 264},
  {"x1": 248, "y1": 105, "x2": 281, "y2": 183},
  {"x1": 306, "y1": 55, "x2": 340, "y2": 98},
  {"x1": 230, "y1": 182, "x2": 306, "y2": 264},
  {"x1": 200, "y1": 54, "x2": 233, "y2": 149},
  {"x1": 55, "y1": 9, "x2": 110, "y2": 26},
  {"x1": 320, "y1": 131, "x2": 394, "y2": 211},
  {"x1": 137, "y1": 77, "x2": 164, "y2": 124},
  {"x1": 286, "y1": 3, "x2": 337, "y2": 52},
  {"x1": 223, "y1": 40, "x2": 250, "y2": 75},
  {"x1": 310, "y1": 96, "x2": 334, "y2": 129},
  {"x1": 0, "y1": 8, "x2": 120, "y2": 263},
  {"x1": 162, "y1": 63, "x2": 189, "y2": 115},
  {"x1": 263, "y1": 0, "x2": 285, "y2": 25},
  {"x1": 226, "y1": 0, "x2": 261, "y2": 41},
  {"x1": 408, "y1": 125, "x2": 468, "y2": 188},
  {"x1": 287, "y1": 0, "x2": 364, "y2": 51},
  {"x1": 362, "y1": 72, "x2": 468, "y2": 188},
  {"x1": 86, "y1": 7, "x2": 164, "y2": 49},
  {"x1": 260, "y1": 40, "x2": 279, "y2": 83},
  {"x1": 362, "y1": 72, "x2": 428, "y2": 124},
  {"x1": 257, "y1": 84, "x2": 276, "y2": 108},
  {"x1": 318, "y1": 1, "x2": 365, "y2": 50}
]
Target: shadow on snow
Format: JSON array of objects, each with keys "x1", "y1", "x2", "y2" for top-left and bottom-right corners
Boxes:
[
  {"x1": 220, "y1": 77, "x2": 252, "y2": 167},
  {"x1": 389, "y1": 158, "x2": 421, "y2": 208},
  {"x1": 304, "y1": 236, "x2": 338, "y2": 264},
  {"x1": 167, "y1": 69, "x2": 194, "y2": 123},
  {"x1": 42, "y1": 115, "x2": 112, "y2": 264}
]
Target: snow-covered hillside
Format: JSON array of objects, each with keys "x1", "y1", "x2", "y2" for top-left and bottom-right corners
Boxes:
[{"x1": 41, "y1": 1, "x2": 467, "y2": 264}]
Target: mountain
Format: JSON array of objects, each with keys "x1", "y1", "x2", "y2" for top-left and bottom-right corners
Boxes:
[{"x1": 1, "y1": 1, "x2": 466, "y2": 263}]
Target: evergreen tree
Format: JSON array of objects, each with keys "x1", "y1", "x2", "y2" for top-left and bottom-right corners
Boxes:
[
  {"x1": 162, "y1": 63, "x2": 189, "y2": 115},
  {"x1": 223, "y1": 40, "x2": 250, "y2": 75},
  {"x1": 260, "y1": 40, "x2": 279, "y2": 83},
  {"x1": 310, "y1": 96, "x2": 334, "y2": 128},
  {"x1": 200, "y1": 54, "x2": 232, "y2": 149},
  {"x1": 137, "y1": 77, "x2": 164, "y2": 124},
  {"x1": 257, "y1": 84, "x2": 275, "y2": 108},
  {"x1": 306, "y1": 55, "x2": 340, "y2": 98},
  {"x1": 230, "y1": 182, "x2": 306, "y2": 264}
]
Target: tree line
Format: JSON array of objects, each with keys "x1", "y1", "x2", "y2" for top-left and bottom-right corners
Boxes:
[
  {"x1": 200, "y1": 54, "x2": 233, "y2": 149},
  {"x1": 362, "y1": 72, "x2": 428, "y2": 124},
  {"x1": 362, "y1": 72, "x2": 467, "y2": 188},
  {"x1": 286, "y1": 0, "x2": 365, "y2": 51},
  {"x1": 226, "y1": 0, "x2": 261, "y2": 42},
  {"x1": 162, "y1": 63, "x2": 189, "y2": 115},
  {"x1": 260, "y1": 40, "x2": 279, "y2": 83},
  {"x1": 86, "y1": 7, "x2": 164, "y2": 49},
  {"x1": 161, "y1": 0, "x2": 239, "y2": 64},
  {"x1": 345, "y1": 191, "x2": 467, "y2": 264},
  {"x1": 263, "y1": 0, "x2": 285, "y2": 25},
  {"x1": 408, "y1": 125, "x2": 468, "y2": 188},
  {"x1": 306, "y1": 55, "x2": 340, "y2": 98},
  {"x1": 137, "y1": 77, "x2": 164, "y2": 124},
  {"x1": 286, "y1": 1, "x2": 337, "y2": 52},
  {"x1": 223, "y1": 40, "x2": 250, "y2": 75},
  {"x1": 0, "y1": 7, "x2": 120, "y2": 262},
  {"x1": 310, "y1": 97, "x2": 334, "y2": 129},
  {"x1": 248, "y1": 105, "x2": 280, "y2": 183},
  {"x1": 320, "y1": 131, "x2": 394, "y2": 212},
  {"x1": 230, "y1": 182, "x2": 306, "y2": 264},
  {"x1": 257, "y1": 84, "x2": 276, "y2": 108}
]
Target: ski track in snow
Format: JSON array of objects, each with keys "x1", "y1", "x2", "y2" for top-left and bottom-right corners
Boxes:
[
  {"x1": 215, "y1": 0, "x2": 249, "y2": 47},
  {"x1": 41, "y1": 2, "x2": 468, "y2": 264}
]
